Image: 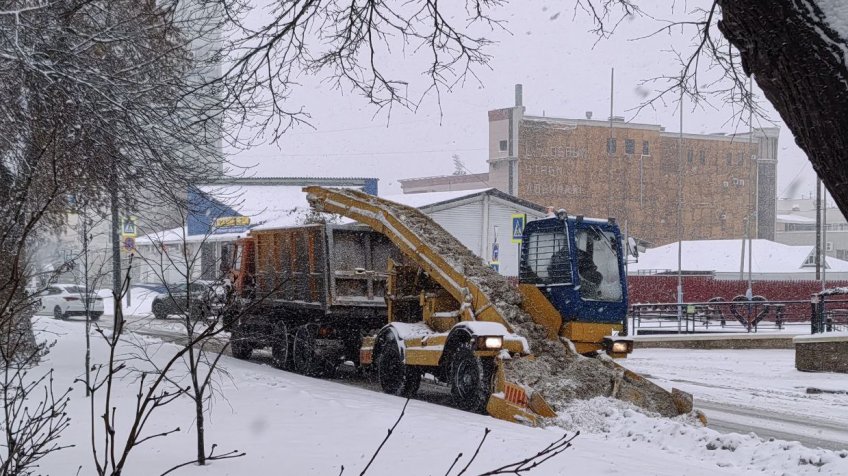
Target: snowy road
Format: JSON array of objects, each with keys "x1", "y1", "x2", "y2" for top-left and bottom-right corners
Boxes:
[
  {"x1": 625, "y1": 348, "x2": 848, "y2": 452},
  {"x1": 700, "y1": 401, "x2": 848, "y2": 451},
  {"x1": 92, "y1": 314, "x2": 848, "y2": 453}
]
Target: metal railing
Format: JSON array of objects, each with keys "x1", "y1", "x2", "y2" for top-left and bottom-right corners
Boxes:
[
  {"x1": 812, "y1": 291, "x2": 848, "y2": 334},
  {"x1": 629, "y1": 298, "x2": 823, "y2": 334}
]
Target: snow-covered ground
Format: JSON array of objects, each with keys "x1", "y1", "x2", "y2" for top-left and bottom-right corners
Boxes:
[
  {"x1": 24, "y1": 318, "x2": 848, "y2": 475},
  {"x1": 626, "y1": 348, "x2": 848, "y2": 451}
]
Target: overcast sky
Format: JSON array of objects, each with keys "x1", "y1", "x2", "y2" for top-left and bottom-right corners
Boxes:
[{"x1": 227, "y1": 1, "x2": 818, "y2": 199}]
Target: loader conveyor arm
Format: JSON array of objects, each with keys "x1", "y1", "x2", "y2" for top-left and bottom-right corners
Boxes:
[{"x1": 304, "y1": 186, "x2": 512, "y2": 330}]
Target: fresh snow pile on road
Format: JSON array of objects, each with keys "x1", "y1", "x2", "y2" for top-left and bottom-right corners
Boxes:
[
  {"x1": 28, "y1": 318, "x2": 848, "y2": 475},
  {"x1": 557, "y1": 397, "x2": 848, "y2": 474}
]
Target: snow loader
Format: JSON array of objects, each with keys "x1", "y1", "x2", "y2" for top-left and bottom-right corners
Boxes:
[{"x1": 225, "y1": 186, "x2": 693, "y2": 426}]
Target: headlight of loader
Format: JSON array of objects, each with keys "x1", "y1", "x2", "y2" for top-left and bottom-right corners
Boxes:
[
  {"x1": 611, "y1": 341, "x2": 630, "y2": 354},
  {"x1": 477, "y1": 336, "x2": 503, "y2": 350}
]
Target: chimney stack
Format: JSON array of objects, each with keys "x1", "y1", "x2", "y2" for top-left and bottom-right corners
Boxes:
[
  {"x1": 515, "y1": 84, "x2": 523, "y2": 107},
  {"x1": 585, "y1": 111, "x2": 593, "y2": 120}
]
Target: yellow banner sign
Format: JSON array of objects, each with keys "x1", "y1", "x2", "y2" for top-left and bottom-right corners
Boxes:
[{"x1": 215, "y1": 216, "x2": 250, "y2": 228}]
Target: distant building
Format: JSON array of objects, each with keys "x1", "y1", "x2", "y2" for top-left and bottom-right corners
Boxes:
[
  {"x1": 774, "y1": 197, "x2": 848, "y2": 260},
  {"x1": 399, "y1": 173, "x2": 490, "y2": 193},
  {"x1": 400, "y1": 85, "x2": 780, "y2": 248},
  {"x1": 488, "y1": 85, "x2": 778, "y2": 247},
  {"x1": 384, "y1": 189, "x2": 547, "y2": 276}
]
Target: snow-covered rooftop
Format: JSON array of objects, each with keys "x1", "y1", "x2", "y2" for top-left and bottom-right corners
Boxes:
[
  {"x1": 135, "y1": 226, "x2": 244, "y2": 245},
  {"x1": 776, "y1": 214, "x2": 816, "y2": 224},
  {"x1": 629, "y1": 239, "x2": 848, "y2": 274},
  {"x1": 381, "y1": 189, "x2": 491, "y2": 208}
]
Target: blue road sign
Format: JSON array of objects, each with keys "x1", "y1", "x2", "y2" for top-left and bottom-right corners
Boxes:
[{"x1": 511, "y1": 214, "x2": 526, "y2": 244}]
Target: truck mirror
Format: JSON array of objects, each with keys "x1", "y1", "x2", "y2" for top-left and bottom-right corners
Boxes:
[{"x1": 627, "y1": 237, "x2": 639, "y2": 258}]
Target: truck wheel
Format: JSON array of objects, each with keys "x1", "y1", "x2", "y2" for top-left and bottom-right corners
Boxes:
[
  {"x1": 271, "y1": 321, "x2": 290, "y2": 370},
  {"x1": 292, "y1": 325, "x2": 334, "y2": 377},
  {"x1": 229, "y1": 329, "x2": 253, "y2": 360},
  {"x1": 450, "y1": 344, "x2": 494, "y2": 414},
  {"x1": 377, "y1": 337, "x2": 420, "y2": 398}
]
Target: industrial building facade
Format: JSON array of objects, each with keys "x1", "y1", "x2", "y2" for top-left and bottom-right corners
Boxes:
[{"x1": 482, "y1": 87, "x2": 779, "y2": 247}]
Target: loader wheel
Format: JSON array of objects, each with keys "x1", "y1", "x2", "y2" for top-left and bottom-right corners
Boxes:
[
  {"x1": 292, "y1": 325, "x2": 334, "y2": 377},
  {"x1": 271, "y1": 321, "x2": 290, "y2": 370},
  {"x1": 450, "y1": 344, "x2": 495, "y2": 414},
  {"x1": 229, "y1": 329, "x2": 253, "y2": 360},
  {"x1": 377, "y1": 337, "x2": 420, "y2": 398}
]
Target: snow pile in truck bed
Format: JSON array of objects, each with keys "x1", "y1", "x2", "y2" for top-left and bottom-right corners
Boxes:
[{"x1": 312, "y1": 189, "x2": 681, "y2": 418}]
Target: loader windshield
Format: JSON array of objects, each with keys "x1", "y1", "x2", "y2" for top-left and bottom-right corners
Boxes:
[
  {"x1": 520, "y1": 228, "x2": 572, "y2": 285},
  {"x1": 575, "y1": 228, "x2": 622, "y2": 302}
]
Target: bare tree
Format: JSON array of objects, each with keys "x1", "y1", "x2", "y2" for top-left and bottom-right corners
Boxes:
[
  {"x1": 201, "y1": 0, "x2": 503, "y2": 141},
  {"x1": 343, "y1": 399, "x2": 577, "y2": 476},
  {"x1": 80, "y1": 262, "x2": 245, "y2": 475}
]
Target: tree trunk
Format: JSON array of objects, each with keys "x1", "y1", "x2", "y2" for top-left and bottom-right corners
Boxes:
[
  {"x1": 718, "y1": 1, "x2": 848, "y2": 217},
  {"x1": 195, "y1": 397, "x2": 206, "y2": 466}
]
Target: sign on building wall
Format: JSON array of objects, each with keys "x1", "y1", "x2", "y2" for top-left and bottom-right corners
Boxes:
[
  {"x1": 213, "y1": 216, "x2": 251, "y2": 234},
  {"x1": 511, "y1": 214, "x2": 526, "y2": 244}
]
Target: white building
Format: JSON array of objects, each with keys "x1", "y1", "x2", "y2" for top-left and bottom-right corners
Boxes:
[
  {"x1": 629, "y1": 238, "x2": 848, "y2": 281},
  {"x1": 774, "y1": 197, "x2": 848, "y2": 261},
  {"x1": 384, "y1": 189, "x2": 547, "y2": 276}
]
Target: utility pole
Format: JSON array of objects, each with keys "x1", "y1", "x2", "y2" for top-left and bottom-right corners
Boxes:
[
  {"x1": 816, "y1": 177, "x2": 821, "y2": 281},
  {"x1": 607, "y1": 67, "x2": 614, "y2": 217},
  {"x1": 746, "y1": 79, "x2": 754, "y2": 299},
  {"x1": 677, "y1": 86, "x2": 684, "y2": 333},
  {"x1": 822, "y1": 180, "x2": 827, "y2": 290},
  {"x1": 111, "y1": 171, "x2": 121, "y2": 320}
]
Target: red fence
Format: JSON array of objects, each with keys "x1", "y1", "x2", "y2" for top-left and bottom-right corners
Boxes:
[
  {"x1": 627, "y1": 275, "x2": 848, "y2": 324},
  {"x1": 628, "y1": 276, "x2": 848, "y2": 304}
]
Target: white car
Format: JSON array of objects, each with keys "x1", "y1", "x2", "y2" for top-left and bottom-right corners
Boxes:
[{"x1": 37, "y1": 284, "x2": 104, "y2": 320}]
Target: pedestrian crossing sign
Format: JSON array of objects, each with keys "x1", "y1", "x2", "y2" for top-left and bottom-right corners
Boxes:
[
  {"x1": 122, "y1": 217, "x2": 137, "y2": 238},
  {"x1": 511, "y1": 214, "x2": 526, "y2": 244}
]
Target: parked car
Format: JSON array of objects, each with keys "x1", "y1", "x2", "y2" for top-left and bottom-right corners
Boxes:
[
  {"x1": 37, "y1": 284, "x2": 104, "y2": 320},
  {"x1": 151, "y1": 280, "x2": 227, "y2": 320}
]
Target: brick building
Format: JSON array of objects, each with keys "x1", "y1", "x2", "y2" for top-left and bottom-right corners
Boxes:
[{"x1": 483, "y1": 85, "x2": 779, "y2": 247}]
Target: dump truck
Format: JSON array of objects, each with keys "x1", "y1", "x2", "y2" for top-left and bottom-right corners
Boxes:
[
  {"x1": 225, "y1": 187, "x2": 692, "y2": 425},
  {"x1": 223, "y1": 222, "x2": 404, "y2": 375}
]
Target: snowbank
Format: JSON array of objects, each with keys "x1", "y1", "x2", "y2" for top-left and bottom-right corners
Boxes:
[{"x1": 28, "y1": 318, "x2": 848, "y2": 475}]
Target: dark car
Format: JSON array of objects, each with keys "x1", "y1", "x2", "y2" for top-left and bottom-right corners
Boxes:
[{"x1": 151, "y1": 281, "x2": 226, "y2": 320}]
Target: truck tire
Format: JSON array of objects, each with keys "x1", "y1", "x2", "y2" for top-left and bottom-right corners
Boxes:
[
  {"x1": 292, "y1": 325, "x2": 334, "y2": 377},
  {"x1": 450, "y1": 343, "x2": 494, "y2": 414},
  {"x1": 230, "y1": 329, "x2": 252, "y2": 360},
  {"x1": 376, "y1": 336, "x2": 420, "y2": 398},
  {"x1": 271, "y1": 321, "x2": 290, "y2": 370}
]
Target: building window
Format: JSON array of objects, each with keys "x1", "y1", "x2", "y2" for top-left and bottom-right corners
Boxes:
[
  {"x1": 699, "y1": 150, "x2": 706, "y2": 165},
  {"x1": 607, "y1": 138, "x2": 616, "y2": 154},
  {"x1": 803, "y1": 254, "x2": 816, "y2": 267},
  {"x1": 642, "y1": 140, "x2": 650, "y2": 155},
  {"x1": 625, "y1": 139, "x2": 635, "y2": 154},
  {"x1": 725, "y1": 152, "x2": 732, "y2": 166},
  {"x1": 737, "y1": 152, "x2": 744, "y2": 165},
  {"x1": 687, "y1": 149, "x2": 693, "y2": 164},
  {"x1": 499, "y1": 140, "x2": 508, "y2": 152}
]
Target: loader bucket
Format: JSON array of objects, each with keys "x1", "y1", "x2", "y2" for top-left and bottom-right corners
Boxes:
[{"x1": 486, "y1": 365, "x2": 558, "y2": 426}]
